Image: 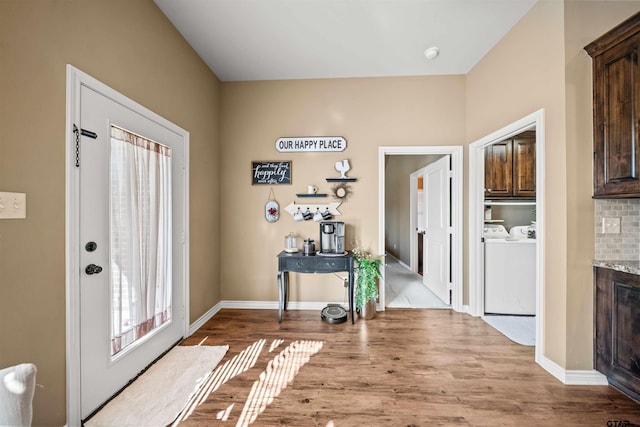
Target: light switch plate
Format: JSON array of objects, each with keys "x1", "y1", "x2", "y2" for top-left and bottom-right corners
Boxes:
[
  {"x1": 601, "y1": 217, "x2": 620, "y2": 234},
  {"x1": 0, "y1": 192, "x2": 27, "y2": 219}
]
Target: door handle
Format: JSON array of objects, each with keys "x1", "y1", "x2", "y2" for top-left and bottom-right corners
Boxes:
[{"x1": 85, "y1": 264, "x2": 103, "y2": 275}]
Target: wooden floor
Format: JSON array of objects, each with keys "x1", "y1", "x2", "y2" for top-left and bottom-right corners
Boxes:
[{"x1": 177, "y1": 308, "x2": 640, "y2": 426}]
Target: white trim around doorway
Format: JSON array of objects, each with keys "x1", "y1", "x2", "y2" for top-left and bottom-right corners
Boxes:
[
  {"x1": 468, "y1": 109, "x2": 545, "y2": 364},
  {"x1": 378, "y1": 146, "x2": 464, "y2": 312}
]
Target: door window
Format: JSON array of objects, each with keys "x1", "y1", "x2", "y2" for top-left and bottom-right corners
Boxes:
[{"x1": 110, "y1": 125, "x2": 172, "y2": 357}]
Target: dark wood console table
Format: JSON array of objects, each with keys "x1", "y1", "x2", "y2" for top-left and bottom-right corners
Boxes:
[{"x1": 277, "y1": 251, "x2": 355, "y2": 323}]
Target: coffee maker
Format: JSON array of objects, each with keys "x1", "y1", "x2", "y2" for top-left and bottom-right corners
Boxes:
[{"x1": 319, "y1": 221, "x2": 345, "y2": 254}]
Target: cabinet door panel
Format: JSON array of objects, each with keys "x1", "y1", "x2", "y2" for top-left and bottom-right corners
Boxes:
[
  {"x1": 484, "y1": 141, "x2": 512, "y2": 198},
  {"x1": 613, "y1": 282, "x2": 640, "y2": 378},
  {"x1": 593, "y1": 34, "x2": 640, "y2": 196},
  {"x1": 513, "y1": 135, "x2": 536, "y2": 198}
]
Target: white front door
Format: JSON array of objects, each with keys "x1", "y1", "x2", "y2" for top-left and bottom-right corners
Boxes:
[
  {"x1": 78, "y1": 84, "x2": 187, "y2": 419},
  {"x1": 423, "y1": 155, "x2": 451, "y2": 304}
]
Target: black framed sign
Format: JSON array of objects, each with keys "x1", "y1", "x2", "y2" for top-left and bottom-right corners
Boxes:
[{"x1": 252, "y1": 161, "x2": 292, "y2": 185}]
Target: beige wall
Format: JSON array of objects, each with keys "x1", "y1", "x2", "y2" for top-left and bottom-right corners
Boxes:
[
  {"x1": 467, "y1": 0, "x2": 640, "y2": 369},
  {"x1": 220, "y1": 77, "x2": 466, "y2": 303},
  {"x1": 0, "y1": 1, "x2": 221, "y2": 424},
  {"x1": 467, "y1": 0, "x2": 569, "y2": 368}
]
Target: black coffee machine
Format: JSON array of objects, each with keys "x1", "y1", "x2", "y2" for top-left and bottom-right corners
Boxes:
[{"x1": 319, "y1": 221, "x2": 345, "y2": 254}]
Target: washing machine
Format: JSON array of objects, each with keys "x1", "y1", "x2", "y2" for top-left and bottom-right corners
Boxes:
[{"x1": 484, "y1": 225, "x2": 536, "y2": 315}]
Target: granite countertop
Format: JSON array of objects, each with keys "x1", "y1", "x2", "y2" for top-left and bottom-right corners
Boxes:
[{"x1": 593, "y1": 260, "x2": 640, "y2": 275}]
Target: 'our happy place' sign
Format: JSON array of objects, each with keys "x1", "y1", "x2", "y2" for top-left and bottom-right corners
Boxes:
[{"x1": 275, "y1": 136, "x2": 346, "y2": 153}]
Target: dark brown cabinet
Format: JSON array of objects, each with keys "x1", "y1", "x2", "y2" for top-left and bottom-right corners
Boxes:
[
  {"x1": 484, "y1": 140, "x2": 513, "y2": 197},
  {"x1": 585, "y1": 12, "x2": 640, "y2": 198},
  {"x1": 594, "y1": 267, "x2": 640, "y2": 402},
  {"x1": 484, "y1": 130, "x2": 536, "y2": 199}
]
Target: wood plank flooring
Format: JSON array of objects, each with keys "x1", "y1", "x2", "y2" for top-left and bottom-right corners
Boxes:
[{"x1": 177, "y1": 308, "x2": 640, "y2": 426}]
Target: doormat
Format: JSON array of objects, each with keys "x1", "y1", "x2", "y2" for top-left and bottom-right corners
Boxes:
[
  {"x1": 482, "y1": 315, "x2": 535, "y2": 347},
  {"x1": 85, "y1": 345, "x2": 228, "y2": 427}
]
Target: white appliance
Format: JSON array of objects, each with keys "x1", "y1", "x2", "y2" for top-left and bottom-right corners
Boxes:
[{"x1": 484, "y1": 224, "x2": 536, "y2": 315}]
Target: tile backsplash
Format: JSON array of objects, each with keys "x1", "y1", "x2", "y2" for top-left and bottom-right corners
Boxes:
[{"x1": 594, "y1": 199, "x2": 640, "y2": 260}]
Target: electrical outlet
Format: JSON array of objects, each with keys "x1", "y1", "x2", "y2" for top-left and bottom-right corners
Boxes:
[
  {"x1": 601, "y1": 217, "x2": 620, "y2": 234},
  {"x1": 0, "y1": 192, "x2": 27, "y2": 219}
]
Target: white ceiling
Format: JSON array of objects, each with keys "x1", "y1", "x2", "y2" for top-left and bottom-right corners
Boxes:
[{"x1": 153, "y1": 0, "x2": 538, "y2": 82}]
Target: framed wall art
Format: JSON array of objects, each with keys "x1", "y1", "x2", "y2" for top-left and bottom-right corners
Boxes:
[{"x1": 252, "y1": 161, "x2": 291, "y2": 185}]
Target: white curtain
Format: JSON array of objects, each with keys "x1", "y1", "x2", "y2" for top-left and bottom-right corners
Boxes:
[{"x1": 110, "y1": 125, "x2": 172, "y2": 356}]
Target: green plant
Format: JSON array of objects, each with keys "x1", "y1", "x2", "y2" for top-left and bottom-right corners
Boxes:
[{"x1": 353, "y1": 247, "x2": 383, "y2": 309}]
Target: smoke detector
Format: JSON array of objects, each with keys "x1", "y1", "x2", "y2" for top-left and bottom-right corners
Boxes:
[{"x1": 424, "y1": 47, "x2": 440, "y2": 60}]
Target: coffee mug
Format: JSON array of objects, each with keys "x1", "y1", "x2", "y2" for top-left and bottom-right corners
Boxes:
[
  {"x1": 313, "y1": 208, "x2": 323, "y2": 222},
  {"x1": 307, "y1": 185, "x2": 318, "y2": 194},
  {"x1": 322, "y1": 208, "x2": 333, "y2": 220},
  {"x1": 302, "y1": 207, "x2": 313, "y2": 220},
  {"x1": 293, "y1": 208, "x2": 303, "y2": 221}
]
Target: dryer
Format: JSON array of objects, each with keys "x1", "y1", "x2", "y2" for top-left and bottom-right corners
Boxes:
[{"x1": 484, "y1": 225, "x2": 536, "y2": 315}]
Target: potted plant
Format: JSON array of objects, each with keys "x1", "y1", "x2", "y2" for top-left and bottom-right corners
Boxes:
[{"x1": 353, "y1": 246, "x2": 383, "y2": 320}]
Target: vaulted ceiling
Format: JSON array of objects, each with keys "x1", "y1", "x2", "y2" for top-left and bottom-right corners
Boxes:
[{"x1": 154, "y1": 0, "x2": 538, "y2": 81}]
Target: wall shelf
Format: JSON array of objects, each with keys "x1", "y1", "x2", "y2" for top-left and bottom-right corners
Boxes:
[
  {"x1": 296, "y1": 193, "x2": 328, "y2": 198},
  {"x1": 326, "y1": 178, "x2": 357, "y2": 182}
]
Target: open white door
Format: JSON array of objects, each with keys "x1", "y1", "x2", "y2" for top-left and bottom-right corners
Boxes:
[{"x1": 423, "y1": 155, "x2": 451, "y2": 304}]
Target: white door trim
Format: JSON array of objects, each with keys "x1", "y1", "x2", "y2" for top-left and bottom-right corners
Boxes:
[
  {"x1": 409, "y1": 167, "x2": 426, "y2": 274},
  {"x1": 379, "y1": 146, "x2": 463, "y2": 312},
  {"x1": 65, "y1": 65, "x2": 190, "y2": 426},
  {"x1": 468, "y1": 109, "x2": 545, "y2": 364}
]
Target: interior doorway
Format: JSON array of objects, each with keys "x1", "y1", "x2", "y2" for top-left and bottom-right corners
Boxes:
[
  {"x1": 378, "y1": 146, "x2": 463, "y2": 312},
  {"x1": 468, "y1": 109, "x2": 545, "y2": 363}
]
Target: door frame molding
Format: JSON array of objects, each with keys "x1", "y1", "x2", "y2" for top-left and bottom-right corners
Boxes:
[
  {"x1": 468, "y1": 109, "x2": 544, "y2": 364},
  {"x1": 409, "y1": 166, "x2": 428, "y2": 274},
  {"x1": 379, "y1": 146, "x2": 463, "y2": 312},
  {"x1": 65, "y1": 65, "x2": 190, "y2": 425}
]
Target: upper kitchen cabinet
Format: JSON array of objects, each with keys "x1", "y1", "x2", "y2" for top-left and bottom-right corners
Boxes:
[
  {"x1": 585, "y1": 12, "x2": 640, "y2": 198},
  {"x1": 484, "y1": 130, "x2": 536, "y2": 199}
]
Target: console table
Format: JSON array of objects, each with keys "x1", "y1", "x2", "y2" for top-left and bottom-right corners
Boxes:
[{"x1": 277, "y1": 251, "x2": 355, "y2": 323}]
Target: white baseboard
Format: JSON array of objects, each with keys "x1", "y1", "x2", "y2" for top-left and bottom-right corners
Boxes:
[
  {"x1": 188, "y1": 300, "x2": 349, "y2": 335},
  {"x1": 220, "y1": 300, "x2": 346, "y2": 310},
  {"x1": 537, "y1": 354, "x2": 608, "y2": 385},
  {"x1": 397, "y1": 259, "x2": 411, "y2": 270},
  {"x1": 188, "y1": 301, "x2": 223, "y2": 335}
]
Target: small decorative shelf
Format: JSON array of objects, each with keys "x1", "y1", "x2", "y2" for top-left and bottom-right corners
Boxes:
[
  {"x1": 326, "y1": 178, "x2": 357, "y2": 182},
  {"x1": 296, "y1": 193, "x2": 329, "y2": 198}
]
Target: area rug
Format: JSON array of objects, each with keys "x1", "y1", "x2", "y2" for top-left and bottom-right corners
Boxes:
[
  {"x1": 86, "y1": 345, "x2": 228, "y2": 427},
  {"x1": 482, "y1": 315, "x2": 535, "y2": 347}
]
